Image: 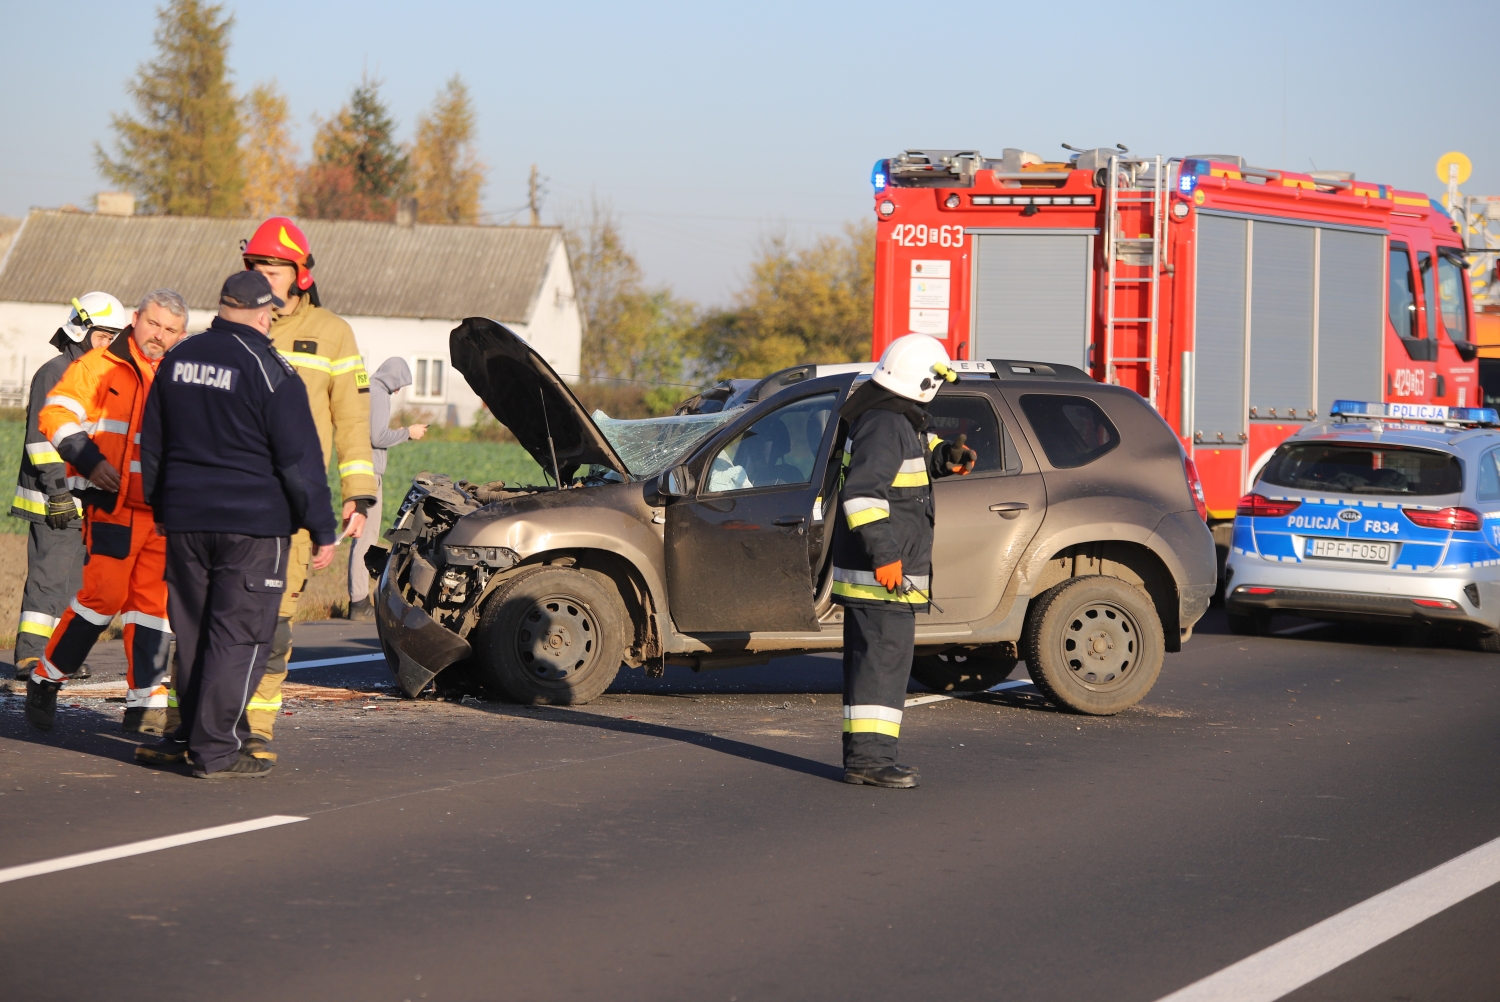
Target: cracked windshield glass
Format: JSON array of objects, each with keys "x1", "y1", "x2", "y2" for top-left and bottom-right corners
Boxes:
[{"x1": 592, "y1": 409, "x2": 745, "y2": 479}]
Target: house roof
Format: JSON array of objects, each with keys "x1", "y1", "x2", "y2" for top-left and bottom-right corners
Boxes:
[{"x1": 0, "y1": 210, "x2": 564, "y2": 323}]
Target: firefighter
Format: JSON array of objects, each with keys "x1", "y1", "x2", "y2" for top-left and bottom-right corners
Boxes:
[
  {"x1": 831, "y1": 333, "x2": 958, "y2": 788},
  {"x1": 240, "y1": 217, "x2": 375, "y2": 760},
  {"x1": 24, "y1": 290, "x2": 189, "y2": 734},
  {"x1": 10, "y1": 293, "x2": 126, "y2": 681}
]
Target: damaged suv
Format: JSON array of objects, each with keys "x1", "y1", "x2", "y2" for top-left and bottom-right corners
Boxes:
[{"x1": 374, "y1": 319, "x2": 1216, "y2": 714}]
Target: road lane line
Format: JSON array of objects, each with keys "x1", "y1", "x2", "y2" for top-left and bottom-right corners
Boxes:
[
  {"x1": 905, "y1": 678, "x2": 1035, "y2": 708},
  {"x1": 1154, "y1": 833, "x2": 1500, "y2": 1002},
  {"x1": 0, "y1": 815, "x2": 307, "y2": 886},
  {"x1": 287, "y1": 652, "x2": 386, "y2": 670}
]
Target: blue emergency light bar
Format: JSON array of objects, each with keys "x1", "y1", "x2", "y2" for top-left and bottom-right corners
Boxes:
[{"x1": 1330, "y1": 400, "x2": 1500, "y2": 427}]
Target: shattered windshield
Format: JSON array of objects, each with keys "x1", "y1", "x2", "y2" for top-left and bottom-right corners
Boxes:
[{"x1": 593, "y1": 408, "x2": 745, "y2": 479}]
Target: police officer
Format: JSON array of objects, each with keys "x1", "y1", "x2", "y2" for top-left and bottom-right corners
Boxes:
[
  {"x1": 135, "y1": 271, "x2": 336, "y2": 777},
  {"x1": 9, "y1": 293, "x2": 125, "y2": 680},
  {"x1": 830, "y1": 334, "x2": 958, "y2": 788}
]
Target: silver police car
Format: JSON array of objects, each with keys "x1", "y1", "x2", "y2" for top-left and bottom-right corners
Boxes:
[{"x1": 1225, "y1": 400, "x2": 1500, "y2": 649}]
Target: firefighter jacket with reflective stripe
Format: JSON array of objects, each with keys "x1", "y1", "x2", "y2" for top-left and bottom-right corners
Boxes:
[
  {"x1": 11, "y1": 334, "x2": 89, "y2": 522},
  {"x1": 37, "y1": 330, "x2": 159, "y2": 522},
  {"x1": 139, "y1": 317, "x2": 339, "y2": 545},
  {"x1": 830, "y1": 405, "x2": 948, "y2": 609},
  {"x1": 267, "y1": 297, "x2": 376, "y2": 506}
]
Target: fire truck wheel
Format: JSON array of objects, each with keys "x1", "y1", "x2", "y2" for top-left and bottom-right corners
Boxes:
[
  {"x1": 911, "y1": 645, "x2": 1018, "y2": 693},
  {"x1": 1022, "y1": 576, "x2": 1164, "y2": 715},
  {"x1": 473, "y1": 566, "x2": 626, "y2": 705},
  {"x1": 1226, "y1": 611, "x2": 1270, "y2": 636}
]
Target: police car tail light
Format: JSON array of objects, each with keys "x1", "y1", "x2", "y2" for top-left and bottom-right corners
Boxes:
[
  {"x1": 1402, "y1": 506, "x2": 1481, "y2": 532},
  {"x1": 1184, "y1": 457, "x2": 1207, "y2": 521},
  {"x1": 1412, "y1": 598, "x2": 1459, "y2": 609},
  {"x1": 1236, "y1": 493, "x2": 1300, "y2": 518}
]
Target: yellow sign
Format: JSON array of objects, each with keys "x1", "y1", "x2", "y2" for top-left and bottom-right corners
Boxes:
[{"x1": 1436, "y1": 151, "x2": 1472, "y2": 186}]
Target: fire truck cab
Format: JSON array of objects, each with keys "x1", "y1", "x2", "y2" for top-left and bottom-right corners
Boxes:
[{"x1": 870, "y1": 148, "x2": 1479, "y2": 535}]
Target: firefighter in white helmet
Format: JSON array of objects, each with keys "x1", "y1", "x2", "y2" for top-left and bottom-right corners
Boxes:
[
  {"x1": 830, "y1": 333, "x2": 960, "y2": 788},
  {"x1": 9, "y1": 293, "x2": 126, "y2": 680}
]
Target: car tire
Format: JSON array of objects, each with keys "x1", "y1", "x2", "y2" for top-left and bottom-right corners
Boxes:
[
  {"x1": 472, "y1": 566, "x2": 626, "y2": 705},
  {"x1": 1022, "y1": 576, "x2": 1164, "y2": 715},
  {"x1": 1473, "y1": 631, "x2": 1500, "y2": 653},
  {"x1": 1227, "y1": 611, "x2": 1269, "y2": 636},
  {"x1": 911, "y1": 647, "x2": 1019, "y2": 693}
]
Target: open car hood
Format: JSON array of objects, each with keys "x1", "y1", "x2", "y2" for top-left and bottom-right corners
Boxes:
[{"x1": 449, "y1": 318, "x2": 627, "y2": 480}]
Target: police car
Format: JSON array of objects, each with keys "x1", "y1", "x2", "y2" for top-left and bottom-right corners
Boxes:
[{"x1": 1225, "y1": 400, "x2": 1500, "y2": 649}]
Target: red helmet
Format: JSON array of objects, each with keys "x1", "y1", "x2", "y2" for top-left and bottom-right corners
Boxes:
[{"x1": 242, "y1": 217, "x2": 315, "y2": 292}]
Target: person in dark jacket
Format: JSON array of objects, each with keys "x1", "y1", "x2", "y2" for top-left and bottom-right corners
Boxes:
[
  {"x1": 134, "y1": 271, "x2": 337, "y2": 778},
  {"x1": 347, "y1": 357, "x2": 426, "y2": 621},
  {"x1": 9, "y1": 293, "x2": 126, "y2": 679},
  {"x1": 831, "y1": 334, "x2": 959, "y2": 789}
]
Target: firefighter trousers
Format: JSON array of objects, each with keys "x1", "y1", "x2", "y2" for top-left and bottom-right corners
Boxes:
[
  {"x1": 841, "y1": 603, "x2": 915, "y2": 769},
  {"x1": 244, "y1": 529, "x2": 311, "y2": 753},
  {"x1": 166, "y1": 532, "x2": 286, "y2": 774},
  {"x1": 38, "y1": 507, "x2": 171, "y2": 709},
  {"x1": 15, "y1": 519, "x2": 85, "y2": 664}
]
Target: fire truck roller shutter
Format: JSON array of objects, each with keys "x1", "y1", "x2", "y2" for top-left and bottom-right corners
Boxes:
[
  {"x1": 1248, "y1": 221, "x2": 1315, "y2": 421},
  {"x1": 971, "y1": 232, "x2": 1092, "y2": 368},
  {"x1": 1192, "y1": 214, "x2": 1248, "y2": 447},
  {"x1": 1316, "y1": 228, "x2": 1385, "y2": 415}
]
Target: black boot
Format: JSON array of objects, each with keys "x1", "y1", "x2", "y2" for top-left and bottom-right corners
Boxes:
[
  {"x1": 193, "y1": 752, "x2": 273, "y2": 779},
  {"x1": 347, "y1": 597, "x2": 375, "y2": 622},
  {"x1": 843, "y1": 763, "x2": 921, "y2": 788},
  {"x1": 24, "y1": 679, "x2": 62, "y2": 733}
]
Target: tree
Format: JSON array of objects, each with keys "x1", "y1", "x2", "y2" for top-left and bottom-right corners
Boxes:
[
  {"x1": 95, "y1": 0, "x2": 244, "y2": 216},
  {"x1": 241, "y1": 82, "x2": 298, "y2": 218},
  {"x1": 695, "y1": 221, "x2": 875, "y2": 379},
  {"x1": 411, "y1": 76, "x2": 486, "y2": 224},
  {"x1": 298, "y1": 78, "x2": 410, "y2": 221}
]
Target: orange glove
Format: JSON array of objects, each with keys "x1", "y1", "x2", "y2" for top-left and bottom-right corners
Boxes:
[{"x1": 874, "y1": 560, "x2": 903, "y2": 592}]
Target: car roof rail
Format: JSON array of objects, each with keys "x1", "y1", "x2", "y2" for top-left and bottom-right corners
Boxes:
[{"x1": 989, "y1": 359, "x2": 1094, "y2": 382}]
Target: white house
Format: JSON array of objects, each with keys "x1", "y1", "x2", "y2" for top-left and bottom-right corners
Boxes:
[{"x1": 0, "y1": 210, "x2": 582, "y2": 424}]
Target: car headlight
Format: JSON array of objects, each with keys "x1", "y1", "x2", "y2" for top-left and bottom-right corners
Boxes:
[{"x1": 443, "y1": 544, "x2": 520, "y2": 569}]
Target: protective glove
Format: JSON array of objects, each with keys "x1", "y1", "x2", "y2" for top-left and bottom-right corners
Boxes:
[
  {"x1": 874, "y1": 560, "x2": 903, "y2": 592},
  {"x1": 44, "y1": 493, "x2": 76, "y2": 530}
]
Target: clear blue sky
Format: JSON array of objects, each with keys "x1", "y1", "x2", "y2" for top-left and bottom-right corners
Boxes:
[{"x1": 2, "y1": 0, "x2": 1495, "y2": 305}]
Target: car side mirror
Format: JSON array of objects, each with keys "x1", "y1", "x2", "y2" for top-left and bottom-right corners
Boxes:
[{"x1": 659, "y1": 464, "x2": 696, "y2": 498}]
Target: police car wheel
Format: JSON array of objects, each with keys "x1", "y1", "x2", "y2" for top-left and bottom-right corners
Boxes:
[
  {"x1": 911, "y1": 646, "x2": 1018, "y2": 693},
  {"x1": 1022, "y1": 576, "x2": 1164, "y2": 715},
  {"x1": 1473, "y1": 631, "x2": 1500, "y2": 654},
  {"x1": 473, "y1": 566, "x2": 626, "y2": 706}
]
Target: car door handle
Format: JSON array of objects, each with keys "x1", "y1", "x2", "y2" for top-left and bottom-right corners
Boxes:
[
  {"x1": 773, "y1": 516, "x2": 806, "y2": 526},
  {"x1": 990, "y1": 502, "x2": 1029, "y2": 519}
]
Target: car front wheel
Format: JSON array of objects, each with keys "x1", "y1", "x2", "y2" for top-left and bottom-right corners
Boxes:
[
  {"x1": 472, "y1": 566, "x2": 626, "y2": 705},
  {"x1": 1022, "y1": 575, "x2": 1164, "y2": 715}
]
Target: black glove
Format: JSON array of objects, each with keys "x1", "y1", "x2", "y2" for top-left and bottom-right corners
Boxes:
[{"x1": 44, "y1": 493, "x2": 76, "y2": 530}]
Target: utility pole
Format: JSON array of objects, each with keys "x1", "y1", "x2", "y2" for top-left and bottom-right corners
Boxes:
[{"x1": 528, "y1": 164, "x2": 539, "y2": 226}]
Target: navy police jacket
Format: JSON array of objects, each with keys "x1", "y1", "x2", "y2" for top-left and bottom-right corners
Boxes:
[{"x1": 140, "y1": 316, "x2": 338, "y2": 545}]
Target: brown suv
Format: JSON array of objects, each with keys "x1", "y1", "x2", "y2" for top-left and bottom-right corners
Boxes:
[{"x1": 373, "y1": 320, "x2": 1216, "y2": 715}]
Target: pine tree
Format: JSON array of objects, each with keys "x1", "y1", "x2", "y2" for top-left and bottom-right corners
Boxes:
[
  {"x1": 241, "y1": 82, "x2": 298, "y2": 219},
  {"x1": 299, "y1": 78, "x2": 410, "y2": 221},
  {"x1": 411, "y1": 76, "x2": 486, "y2": 224},
  {"x1": 95, "y1": 0, "x2": 244, "y2": 216}
]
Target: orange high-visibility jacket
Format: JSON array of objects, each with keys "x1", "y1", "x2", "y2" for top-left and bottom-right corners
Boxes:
[{"x1": 38, "y1": 329, "x2": 160, "y2": 521}]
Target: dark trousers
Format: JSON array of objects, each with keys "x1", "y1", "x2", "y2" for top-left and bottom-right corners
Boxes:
[
  {"x1": 841, "y1": 603, "x2": 915, "y2": 769},
  {"x1": 15, "y1": 519, "x2": 84, "y2": 663},
  {"x1": 165, "y1": 533, "x2": 287, "y2": 774}
]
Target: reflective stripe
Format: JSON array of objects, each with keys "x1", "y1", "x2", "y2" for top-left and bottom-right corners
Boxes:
[
  {"x1": 891, "y1": 466, "x2": 930, "y2": 488},
  {"x1": 120, "y1": 610, "x2": 172, "y2": 634},
  {"x1": 125, "y1": 686, "x2": 170, "y2": 709},
  {"x1": 338, "y1": 460, "x2": 375, "y2": 477},
  {"x1": 329, "y1": 355, "x2": 364, "y2": 375},
  {"x1": 167, "y1": 688, "x2": 178, "y2": 708},
  {"x1": 897, "y1": 457, "x2": 927, "y2": 474},
  {"x1": 25, "y1": 441, "x2": 62, "y2": 465},
  {"x1": 128, "y1": 460, "x2": 142, "y2": 473},
  {"x1": 96, "y1": 419, "x2": 130, "y2": 436},
  {"x1": 11, "y1": 486, "x2": 47, "y2": 515},
  {"x1": 35, "y1": 657, "x2": 68, "y2": 682},
  {"x1": 843, "y1": 496, "x2": 890, "y2": 529},
  {"x1": 833, "y1": 567, "x2": 929, "y2": 589},
  {"x1": 841, "y1": 437, "x2": 853, "y2": 469},
  {"x1": 44, "y1": 394, "x2": 88, "y2": 421},
  {"x1": 278, "y1": 350, "x2": 332, "y2": 373},
  {"x1": 842, "y1": 705, "x2": 903, "y2": 737},
  {"x1": 246, "y1": 698, "x2": 283, "y2": 712},
  {"x1": 49, "y1": 421, "x2": 85, "y2": 448},
  {"x1": 832, "y1": 581, "x2": 931, "y2": 604},
  {"x1": 65, "y1": 476, "x2": 91, "y2": 492},
  {"x1": 133, "y1": 433, "x2": 141, "y2": 444},
  {"x1": 68, "y1": 598, "x2": 113, "y2": 627},
  {"x1": 18, "y1": 610, "x2": 60, "y2": 637},
  {"x1": 927, "y1": 433, "x2": 943, "y2": 452}
]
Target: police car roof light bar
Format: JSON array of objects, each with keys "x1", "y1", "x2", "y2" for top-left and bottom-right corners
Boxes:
[{"x1": 1329, "y1": 400, "x2": 1500, "y2": 428}]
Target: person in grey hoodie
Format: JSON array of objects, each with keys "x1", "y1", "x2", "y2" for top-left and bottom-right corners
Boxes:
[{"x1": 348, "y1": 358, "x2": 427, "y2": 620}]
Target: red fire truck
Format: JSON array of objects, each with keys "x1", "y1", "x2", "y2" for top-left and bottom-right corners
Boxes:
[{"x1": 869, "y1": 148, "x2": 1480, "y2": 534}]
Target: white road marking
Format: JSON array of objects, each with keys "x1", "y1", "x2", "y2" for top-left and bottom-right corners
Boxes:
[
  {"x1": 1153, "y1": 833, "x2": 1500, "y2": 1002},
  {"x1": 0, "y1": 815, "x2": 307, "y2": 886},
  {"x1": 905, "y1": 678, "x2": 1034, "y2": 708},
  {"x1": 287, "y1": 652, "x2": 386, "y2": 670}
]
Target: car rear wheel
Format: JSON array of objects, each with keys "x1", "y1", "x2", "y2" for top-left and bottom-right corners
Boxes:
[
  {"x1": 911, "y1": 646, "x2": 1018, "y2": 693},
  {"x1": 472, "y1": 566, "x2": 626, "y2": 705},
  {"x1": 1022, "y1": 576, "x2": 1164, "y2": 715}
]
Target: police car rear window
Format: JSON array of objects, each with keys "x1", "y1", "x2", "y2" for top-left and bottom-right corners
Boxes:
[
  {"x1": 1018, "y1": 394, "x2": 1119, "y2": 469},
  {"x1": 1260, "y1": 444, "x2": 1461, "y2": 496}
]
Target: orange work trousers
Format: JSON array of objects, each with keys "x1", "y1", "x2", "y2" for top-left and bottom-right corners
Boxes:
[{"x1": 39, "y1": 506, "x2": 172, "y2": 708}]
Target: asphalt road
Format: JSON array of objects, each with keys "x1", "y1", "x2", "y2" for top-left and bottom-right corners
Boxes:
[{"x1": 2, "y1": 609, "x2": 1498, "y2": 1002}]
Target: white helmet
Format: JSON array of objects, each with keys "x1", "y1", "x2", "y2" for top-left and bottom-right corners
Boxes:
[
  {"x1": 871, "y1": 333, "x2": 956, "y2": 403},
  {"x1": 61, "y1": 291, "x2": 128, "y2": 343}
]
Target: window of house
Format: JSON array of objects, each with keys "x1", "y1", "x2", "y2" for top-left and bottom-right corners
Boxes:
[{"x1": 410, "y1": 357, "x2": 446, "y2": 402}]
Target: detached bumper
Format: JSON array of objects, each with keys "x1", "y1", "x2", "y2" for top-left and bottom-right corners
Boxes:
[{"x1": 375, "y1": 559, "x2": 472, "y2": 697}]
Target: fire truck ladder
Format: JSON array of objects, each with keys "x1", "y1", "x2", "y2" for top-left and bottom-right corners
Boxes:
[{"x1": 1101, "y1": 154, "x2": 1167, "y2": 407}]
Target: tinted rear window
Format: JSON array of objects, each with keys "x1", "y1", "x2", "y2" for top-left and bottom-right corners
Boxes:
[
  {"x1": 1260, "y1": 443, "x2": 1461, "y2": 496},
  {"x1": 1018, "y1": 394, "x2": 1120, "y2": 469}
]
